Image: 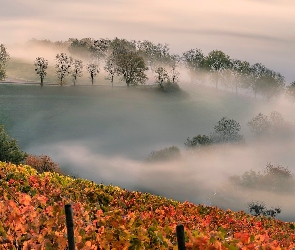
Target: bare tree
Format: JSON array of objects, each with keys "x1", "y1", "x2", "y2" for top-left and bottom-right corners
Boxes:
[{"x1": 34, "y1": 57, "x2": 48, "y2": 87}]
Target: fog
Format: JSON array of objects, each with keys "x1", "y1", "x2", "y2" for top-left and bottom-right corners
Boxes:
[{"x1": 2, "y1": 66, "x2": 295, "y2": 222}]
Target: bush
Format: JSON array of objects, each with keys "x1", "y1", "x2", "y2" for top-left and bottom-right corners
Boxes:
[
  {"x1": 248, "y1": 201, "x2": 281, "y2": 218},
  {"x1": 0, "y1": 125, "x2": 27, "y2": 164},
  {"x1": 25, "y1": 154, "x2": 63, "y2": 174},
  {"x1": 146, "y1": 146, "x2": 181, "y2": 162}
]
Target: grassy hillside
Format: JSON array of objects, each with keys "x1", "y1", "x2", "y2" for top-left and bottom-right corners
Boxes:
[{"x1": 1, "y1": 161, "x2": 295, "y2": 249}]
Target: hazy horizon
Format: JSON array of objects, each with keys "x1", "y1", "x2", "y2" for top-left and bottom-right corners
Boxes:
[{"x1": 1, "y1": 0, "x2": 295, "y2": 82}]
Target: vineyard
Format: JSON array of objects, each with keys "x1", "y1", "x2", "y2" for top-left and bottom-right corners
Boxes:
[{"x1": 1, "y1": 161, "x2": 295, "y2": 249}]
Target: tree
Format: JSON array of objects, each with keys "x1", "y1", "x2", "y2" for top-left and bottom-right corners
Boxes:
[
  {"x1": 55, "y1": 53, "x2": 73, "y2": 85},
  {"x1": 168, "y1": 54, "x2": 180, "y2": 84},
  {"x1": 0, "y1": 125, "x2": 27, "y2": 164},
  {"x1": 115, "y1": 51, "x2": 148, "y2": 86},
  {"x1": 210, "y1": 117, "x2": 244, "y2": 144},
  {"x1": 137, "y1": 40, "x2": 160, "y2": 68},
  {"x1": 248, "y1": 111, "x2": 292, "y2": 138},
  {"x1": 110, "y1": 37, "x2": 137, "y2": 57},
  {"x1": 68, "y1": 38, "x2": 93, "y2": 59},
  {"x1": 155, "y1": 66, "x2": 169, "y2": 89},
  {"x1": 146, "y1": 146, "x2": 181, "y2": 162},
  {"x1": 286, "y1": 81, "x2": 295, "y2": 101},
  {"x1": 229, "y1": 163, "x2": 295, "y2": 193},
  {"x1": 247, "y1": 63, "x2": 267, "y2": 98},
  {"x1": 182, "y1": 48, "x2": 205, "y2": 83},
  {"x1": 86, "y1": 62, "x2": 99, "y2": 85},
  {"x1": 0, "y1": 44, "x2": 10, "y2": 80},
  {"x1": 104, "y1": 56, "x2": 116, "y2": 87},
  {"x1": 91, "y1": 38, "x2": 110, "y2": 62},
  {"x1": 256, "y1": 69, "x2": 285, "y2": 100},
  {"x1": 269, "y1": 111, "x2": 292, "y2": 136},
  {"x1": 25, "y1": 154, "x2": 63, "y2": 174},
  {"x1": 248, "y1": 201, "x2": 281, "y2": 218},
  {"x1": 34, "y1": 57, "x2": 48, "y2": 87},
  {"x1": 184, "y1": 135, "x2": 212, "y2": 149},
  {"x1": 137, "y1": 40, "x2": 171, "y2": 72},
  {"x1": 247, "y1": 113, "x2": 271, "y2": 137},
  {"x1": 71, "y1": 59, "x2": 83, "y2": 86},
  {"x1": 108, "y1": 38, "x2": 149, "y2": 86},
  {"x1": 204, "y1": 50, "x2": 232, "y2": 90},
  {"x1": 227, "y1": 59, "x2": 251, "y2": 94}
]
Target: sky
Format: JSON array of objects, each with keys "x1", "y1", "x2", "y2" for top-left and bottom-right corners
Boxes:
[{"x1": 1, "y1": 0, "x2": 295, "y2": 81}]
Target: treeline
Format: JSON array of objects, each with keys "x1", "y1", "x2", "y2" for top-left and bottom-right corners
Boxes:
[{"x1": 1, "y1": 37, "x2": 295, "y2": 99}]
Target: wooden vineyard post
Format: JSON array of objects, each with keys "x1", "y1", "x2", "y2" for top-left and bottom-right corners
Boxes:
[
  {"x1": 65, "y1": 204, "x2": 75, "y2": 250},
  {"x1": 176, "y1": 224, "x2": 186, "y2": 250}
]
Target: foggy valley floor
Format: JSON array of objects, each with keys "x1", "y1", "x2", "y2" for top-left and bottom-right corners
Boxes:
[{"x1": 1, "y1": 82, "x2": 295, "y2": 221}]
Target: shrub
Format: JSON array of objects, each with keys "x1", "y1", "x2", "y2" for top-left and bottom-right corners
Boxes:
[
  {"x1": 25, "y1": 154, "x2": 63, "y2": 174},
  {"x1": 0, "y1": 125, "x2": 27, "y2": 164}
]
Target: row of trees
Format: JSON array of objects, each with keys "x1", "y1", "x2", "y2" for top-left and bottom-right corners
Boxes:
[
  {"x1": 29, "y1": 38, "x2": 174, "y2": 88},
  {"x1": 1, "y1": 38, "x2": 295, "y2": 99},
  {"x1": 41, "y1": 38, "x2": 290, "y2": 99},
  {"x1": 34, "y1": 54, "x2": 99, "y2": 87}
]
